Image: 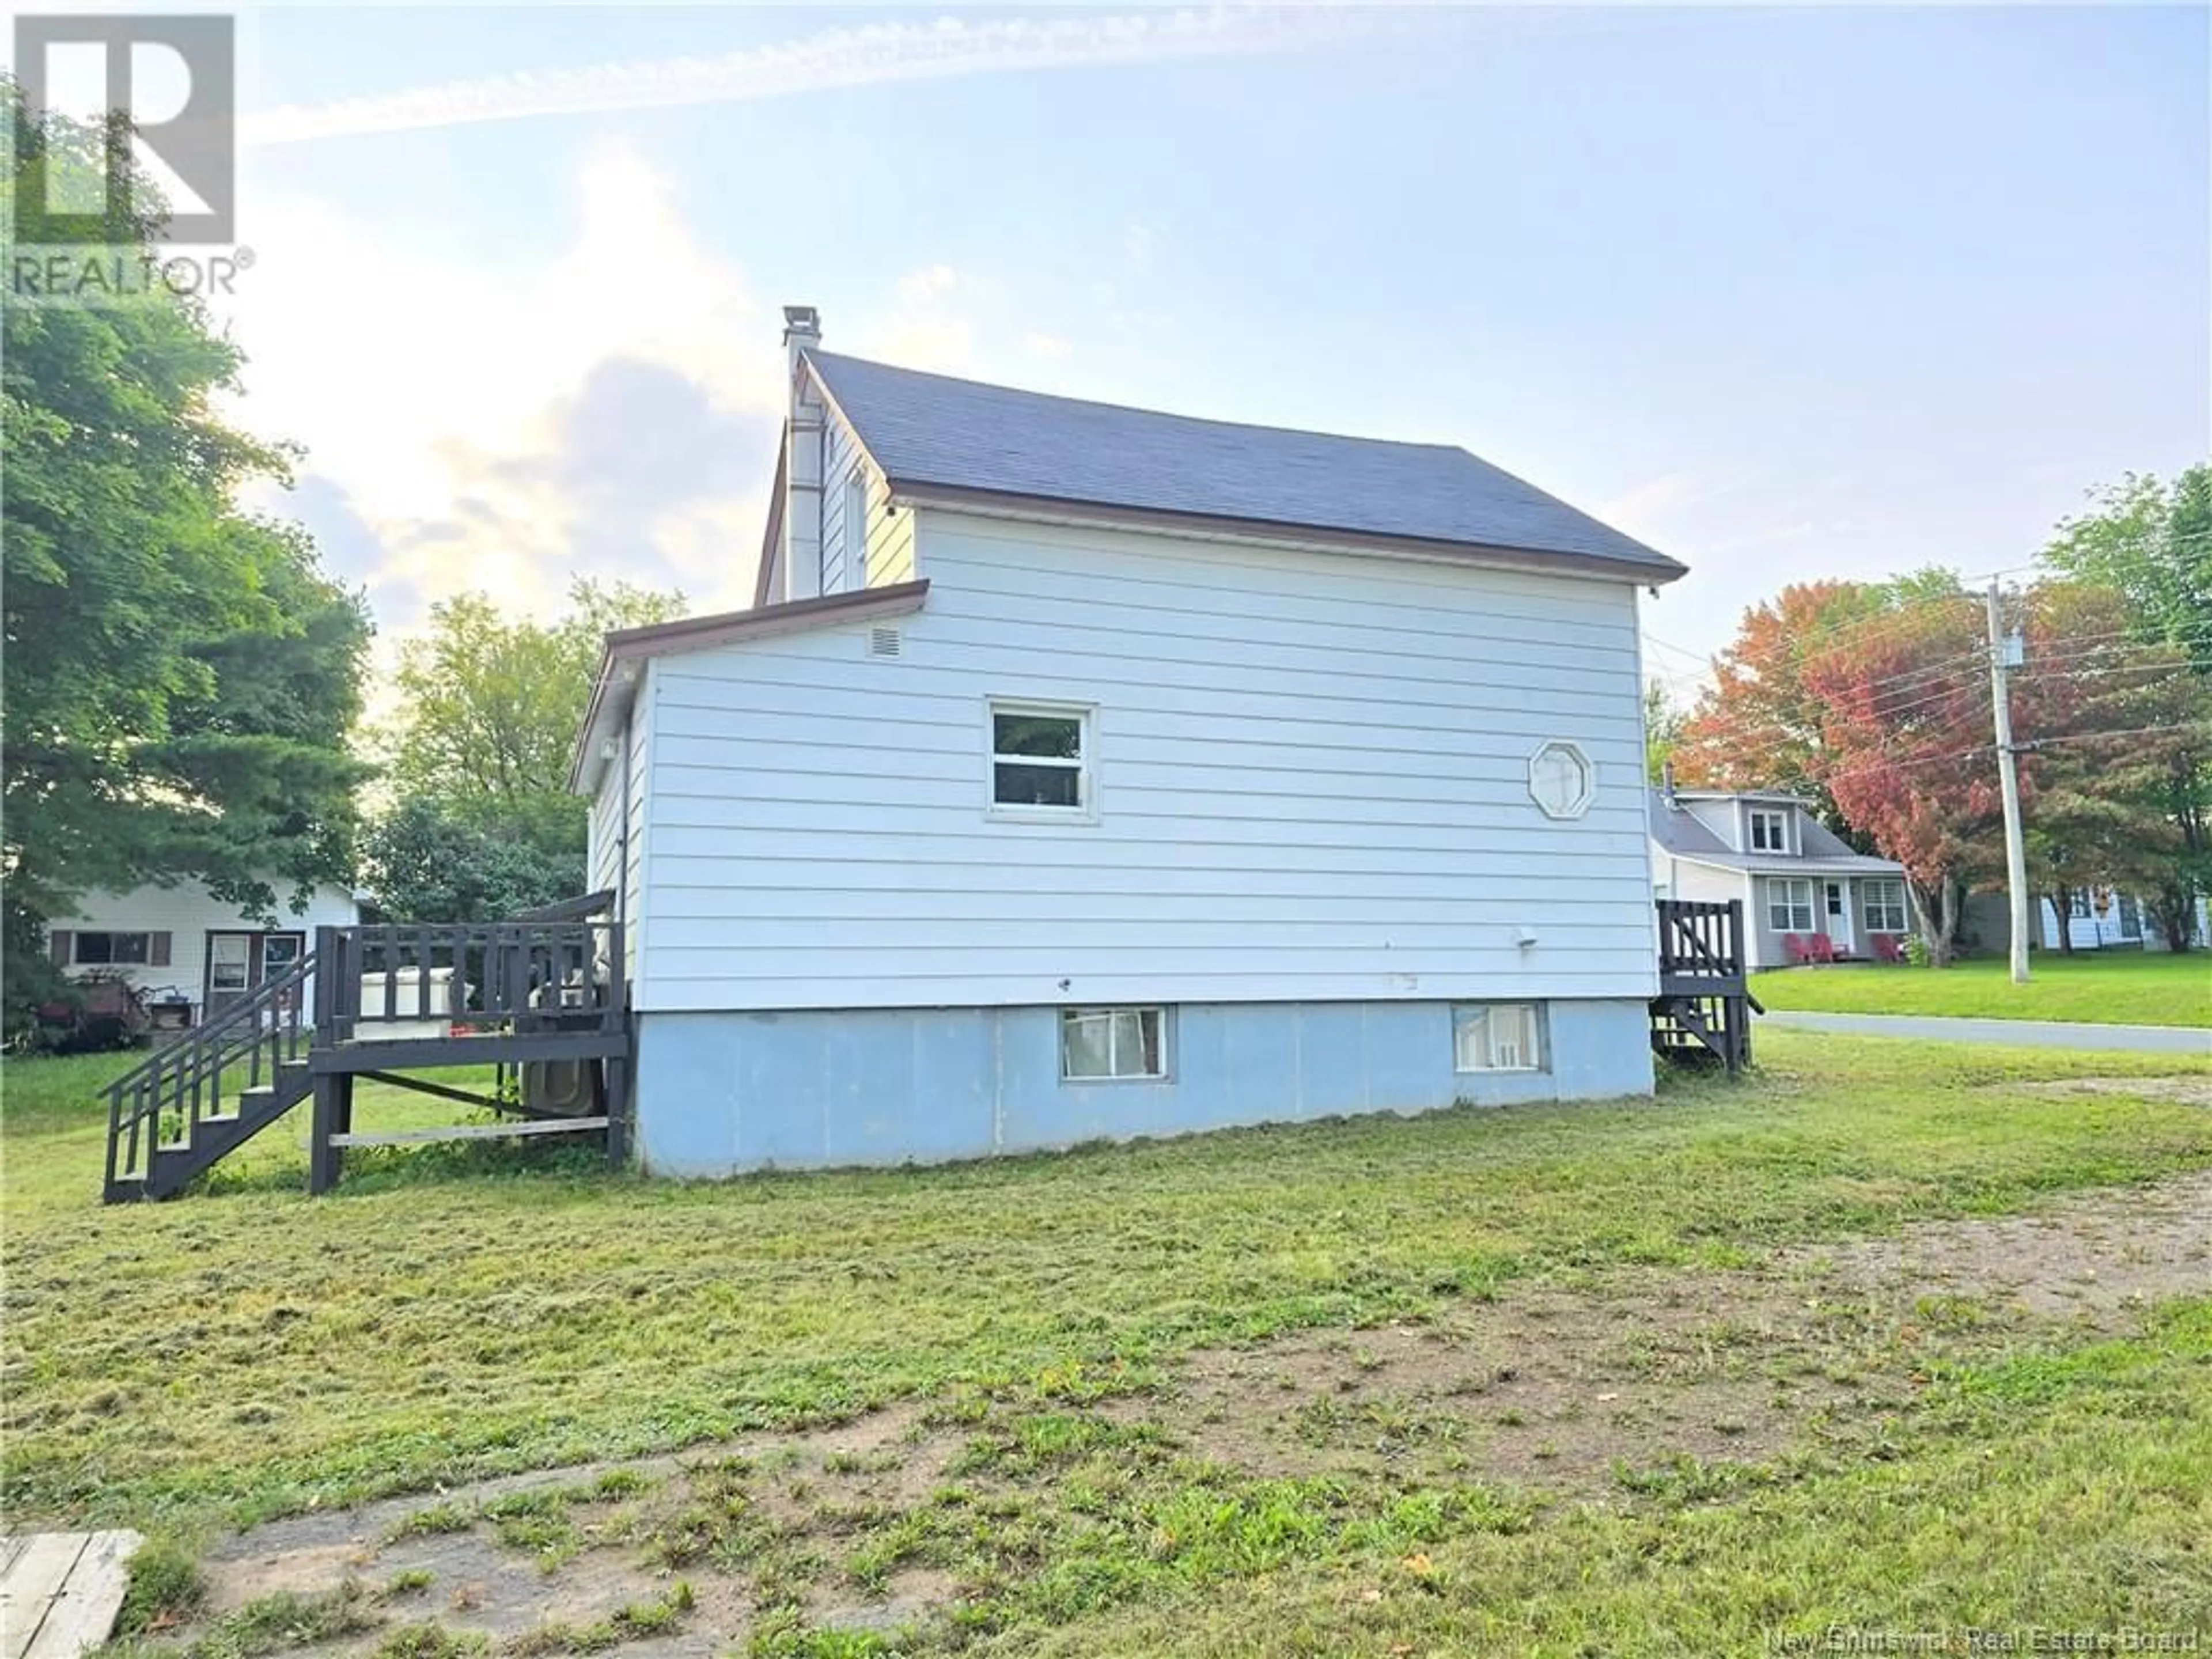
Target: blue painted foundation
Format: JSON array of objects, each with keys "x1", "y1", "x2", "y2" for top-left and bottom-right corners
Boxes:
[{"x1": 632, "y1": 999, "x2": 1654, "y2": 1177}]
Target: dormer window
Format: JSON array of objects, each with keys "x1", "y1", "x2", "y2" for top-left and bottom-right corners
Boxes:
[{"x1": 1748, "y1": 808, "x2": 1791, "y2": 854}]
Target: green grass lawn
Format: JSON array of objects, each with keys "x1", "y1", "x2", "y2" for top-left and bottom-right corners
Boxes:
[
  {"x1": 1755, "y1": 949, "x2": 2211, "y2": 1027},
  {"x1": 7, "y1": 1035, "x2": 2212, "y2": 1656}
]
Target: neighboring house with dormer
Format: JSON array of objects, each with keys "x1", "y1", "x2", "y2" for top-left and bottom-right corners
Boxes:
[
  {"x1": 1647, "y1": 785, "x2": 1911, "y2": 969},
  {"x1": 569, "y1": 305, "x2": 1690, "y2": 1177}
]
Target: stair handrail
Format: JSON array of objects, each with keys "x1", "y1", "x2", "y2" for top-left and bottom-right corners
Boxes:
[
  {"x1": 100, "y1": 951, "x2": 318, "y2": 1098},
  {"x1": 103, "y1": 952, "x2": 319, "y2": 1191}
]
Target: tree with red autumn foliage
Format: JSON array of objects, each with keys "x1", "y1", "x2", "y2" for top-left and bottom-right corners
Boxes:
[
  {"x1": 1671, "y1": 581, "x2": 1893, "y2": 827},
  {"x1": 1794, "y1": 577, "x2": 1994, "y2": 965},
  {"x1": 1680, "y1": 569, "x2": 2210, "y2": 965}
]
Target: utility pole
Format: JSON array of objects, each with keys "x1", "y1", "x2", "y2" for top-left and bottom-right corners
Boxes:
[{"x1": 1986, "y1": 582, "x2": 2031, "y2": 984}]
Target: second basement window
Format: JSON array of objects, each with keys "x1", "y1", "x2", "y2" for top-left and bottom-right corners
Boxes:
[
  {"x1": 1060, "y1": 1008, "x2": 1166, "y2": 1080},
  {"x1": 990, "y1": 702, "x2": 1090, "y2": 817},
  {"x1": 1453, "y1": 1003, "x2": 1545, "y2": 1073}
]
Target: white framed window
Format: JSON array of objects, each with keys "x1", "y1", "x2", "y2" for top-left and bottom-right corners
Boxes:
[
  {"x1": 988, "y1": 700, "x2": 1093, "y2": 820},
  {"x1": 1747, "y1": 809, "x2": 1791, "y2": 854},
  {"x1": 1864, "y1": 879, "x2": 1908, "y2": 934},
  {"x1": 1453, "y1": 1003, "x2": 1544, "y2": 1073},
  {"x1": 1527, "y1": 741, "x2": 1594, "y2": 820},
  {"x1": 1767, "y1": 877, "x2": 1816, "y2": 933},
  {"x1": 844, "y1": 468, "x2": 870, "y2": 592},
  {"x1": 1060, "y1": 1007, "x2": 1166, "y2": 1081}
]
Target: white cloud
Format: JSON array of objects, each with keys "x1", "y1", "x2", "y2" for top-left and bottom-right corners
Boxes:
[
  {"x1": 229, "y1": 145, "x2": 780, "y2": 631},
  {"x1": 1598, "y1": 471, "x2": 1734, "y2": 538},
  {"x1": 897, "y1": 263, "x2": 960, "y2": 304},
  {"x1": 242, "y1": 8, "x2": 1422, "y2": 146},
  {"x1": 1024, "y1": 332, "x2": 1073, "y2": 361}
]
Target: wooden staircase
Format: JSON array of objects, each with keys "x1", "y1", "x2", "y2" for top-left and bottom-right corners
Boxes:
[
  {"x1": 102, "y1": 900, "x2": 632, "y2": 1202},
  {"x1": 104, "y1": 955, "x2": 317, "y2": 1202},
  {"x1": 1650, "y1": 899, "x2": 1762, "y2": 1074}
]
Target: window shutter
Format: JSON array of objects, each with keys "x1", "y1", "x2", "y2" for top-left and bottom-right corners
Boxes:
[
  {"x1": 48, "y1": 929, "x2": 71, "y2": 966},
  {"x1": 150, "y1": 932, "x2": 172, "y2": 967}
]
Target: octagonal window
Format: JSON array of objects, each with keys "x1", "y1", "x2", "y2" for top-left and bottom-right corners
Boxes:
[{"x1": 1528, "y1": 741, "x2": 1594, "y2": 820}]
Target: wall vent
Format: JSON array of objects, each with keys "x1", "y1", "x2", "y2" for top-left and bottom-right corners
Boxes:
[{"x1": 867, "y1": 626, "x2": 902, "y2": 659}]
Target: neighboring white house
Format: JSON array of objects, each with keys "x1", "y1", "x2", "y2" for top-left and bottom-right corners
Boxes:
[
  {"x1": 1968, "y1": 887, "x2": 2210, "y2": 955},
  {"x1": 2038, "y1": 889, "x2": 2147, "y2": 951},
  {"x1": 570, "y1": 306, "x2": 1688, "y2": 1176},
  {"x1": 1648, "y1": 786, "x2": 1911, "y2": 970},
  {"x1": 47, "y1": 878, "x2": 359, "y2": 1026}
]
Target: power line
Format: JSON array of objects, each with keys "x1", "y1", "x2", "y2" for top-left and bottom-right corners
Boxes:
[
  {"x1": 1646, "y1": 534, "x2": 2212, "y2": 691},
  {"x1": 2013, "y1": 720, "x2": 2212, "y2": 754}
]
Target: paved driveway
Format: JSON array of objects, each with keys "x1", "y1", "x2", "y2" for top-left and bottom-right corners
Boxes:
[{"x1": 1761, "y1": 1010, "x2": 2211, "y2": 1055}]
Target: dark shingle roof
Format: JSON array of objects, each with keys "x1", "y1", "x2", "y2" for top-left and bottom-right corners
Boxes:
[
  {"x1": 1647, "y1": 789, "x2": 1904, "y2": 874},
  {"x1": 807, "y1": 351, "x2": 1684, "y2": 578}
]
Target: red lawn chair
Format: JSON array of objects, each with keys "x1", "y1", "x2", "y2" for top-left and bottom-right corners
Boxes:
[
  {"x1": 1807, "y1": 934, "x2": 1836, "y2": 964},
  {"x1": 1872, "y1": 934, "x2": 1907, "y2": 964},
  {"x1": 1783, "y1": 933, "x2": 1811, "y2": 965}
]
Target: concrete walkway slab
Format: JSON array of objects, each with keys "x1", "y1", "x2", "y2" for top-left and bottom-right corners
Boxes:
[{"x1": 1763, "y1": 1010, "x2": 2211, "y2": 1054}]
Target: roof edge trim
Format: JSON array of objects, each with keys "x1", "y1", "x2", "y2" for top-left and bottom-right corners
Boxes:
[{"x1": 891, "y1": 481, "x2": 1688, "y2": 585}]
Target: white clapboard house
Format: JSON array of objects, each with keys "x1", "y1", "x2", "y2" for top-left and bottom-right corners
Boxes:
[
  {"x1": 570, "y1": 307, "x2": 1688, "y2": 1175},
  {"x1": 47, "y1": 878, "x2": 360, "y2": 1027}
]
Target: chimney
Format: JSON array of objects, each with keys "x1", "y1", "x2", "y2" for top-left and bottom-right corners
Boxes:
[
  {"x1": 1661, "y1": 760, "x2": 1677, "y2": 807},
  {"x1": 782, "y1": 302, "x2": 820, "y2": 382},
  {"x1": 780, "y1": 305, "x2": 823, "y2": 601}
]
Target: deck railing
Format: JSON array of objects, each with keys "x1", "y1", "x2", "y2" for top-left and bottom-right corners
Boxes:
[
  {"x1": 1656, "y1": 899, "x2": 1746, "y2": 984},
  {"x1": 1651, "y1": 899, "x2": 1758, "y2": 1075},
  {"x1": 317, "y1": 916, "x2": 624, "y2": 1041},
  {"x1": 104, "y1": 953, "x2": 316, "y2": 1190}
]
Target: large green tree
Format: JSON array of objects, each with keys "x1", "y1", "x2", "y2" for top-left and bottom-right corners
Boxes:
[
  {"x1": 2041, "y1": 467, "x2": 2212, "y2": 949},
  {"x1": 3, "y1": 89, "x2": 370, "y2": 1026},
  {"x1": 369, "y1": 578, "x2": 684, "y2": 916}
]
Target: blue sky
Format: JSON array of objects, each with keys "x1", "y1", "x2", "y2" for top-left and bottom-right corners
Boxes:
[{"x1": 200, "y1": 4, "x2": 2209, "y2": 690}]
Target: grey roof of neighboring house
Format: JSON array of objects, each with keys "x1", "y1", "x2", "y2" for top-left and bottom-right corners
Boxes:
[
  {"x1": 1647, "y1": 789, "x2": 1905, "y2": 874},
  {"x1": 806, "y1": 351, "x2": 1686, "y2": 578}
]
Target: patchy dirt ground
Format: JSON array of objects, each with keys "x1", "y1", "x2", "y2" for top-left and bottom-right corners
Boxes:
[{"x1": 168, "y1": 1167, "x2": 2212, "y2": 1657}]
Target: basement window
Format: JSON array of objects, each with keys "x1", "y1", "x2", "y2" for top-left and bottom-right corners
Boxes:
[
  {"x1": 1060, "y1": 1008, "x2": 1167, "y2": 1081},
  {"x1": 1453, "y1": 1003, "x2": 1545, "y2": 1073},
  {"x1": 989, "y1": 700, "x2": 1092, "y2": 819}
]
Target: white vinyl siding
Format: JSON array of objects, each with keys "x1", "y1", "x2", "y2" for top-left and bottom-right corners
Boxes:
[
  {"x1": 622, "y1": 677, "x2": 652, "y2": 982},
  {"x1": 819, "y1": 405, "x2": 915, "y2": 592},
  {"x1": 48, "y1": 878, "x2": 357, "y2": 1021},
  {"x1": 634, "y1": 514, "x2": 1658, "y2": 1010},
  {"x1": 819, "y1": 416, "x2": 858, "y2": 596},
  {"x1": 1767, "y1": 877, "x2": 1816, "y2": 933},
  {"x1": 868, "y1": 478, "x2": 916, "y2": 586},
  {"x1": 587, "y1": 736, "x2": 624, "y2": 900}
]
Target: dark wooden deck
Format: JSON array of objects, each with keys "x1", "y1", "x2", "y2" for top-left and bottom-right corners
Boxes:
[{"x1": 103, "y1": 894, "x2": 631, "y2": 1201}]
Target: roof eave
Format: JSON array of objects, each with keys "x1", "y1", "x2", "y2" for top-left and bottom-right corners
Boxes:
[
  {"x1": 1656, "y1": 848, "x2": 1907, "y2": 876},
  {"x1": 569, "y1": 581, "x2": 933, "y2": 794},
  {"x1": 887, "y1": 480, "x2": 1688, "y2": 585}
]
